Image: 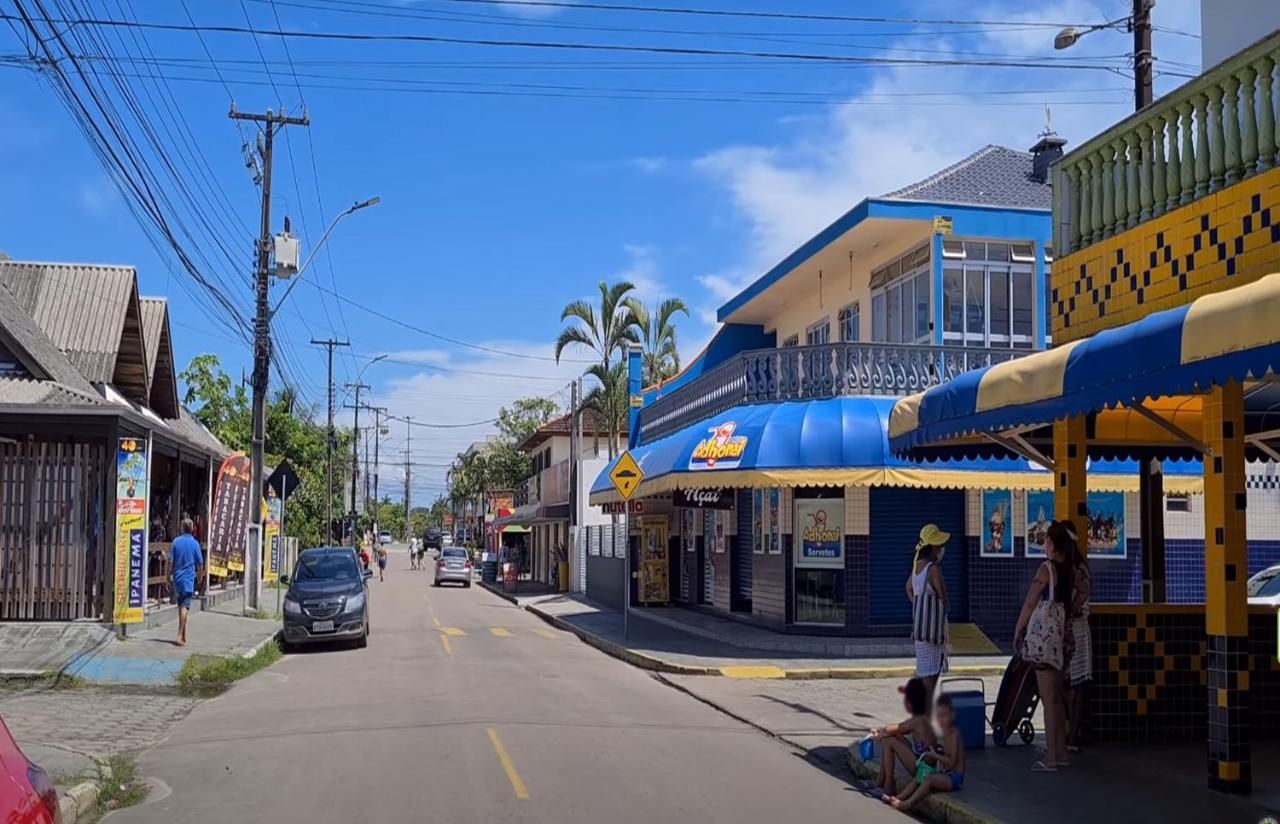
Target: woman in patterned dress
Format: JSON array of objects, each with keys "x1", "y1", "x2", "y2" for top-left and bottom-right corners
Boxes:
[
  {"x1": 1064, "y1": 522, "x2": 1091, "y2": 752},
  {"x1": 907, "y1": 524, "x2": 950, "y2": 706}
]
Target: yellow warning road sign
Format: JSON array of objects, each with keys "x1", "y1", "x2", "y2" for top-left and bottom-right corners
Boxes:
[{"x1": 609, "y1": 451, "x2": 644, "y2": 500}]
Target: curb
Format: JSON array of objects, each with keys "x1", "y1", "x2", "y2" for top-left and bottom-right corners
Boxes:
[
  {"x1": 478, "y1": 580, "x2": 519, "y2": 605},
  {"x1": 239, "y1": 630, "x2": 283, "y2": 660},
  {"x1": 789, "y1": 664, "x2": 1009, "y2": 680},
  {"x1": 524, "y1": 604, "x2": 719, "y2": 676},
  {"x1": 847, "y1": 746, "x2": 1001, "y2": 824},
  {"x1": 57, "y1": 780, "x2": 99, "y2": 824}
]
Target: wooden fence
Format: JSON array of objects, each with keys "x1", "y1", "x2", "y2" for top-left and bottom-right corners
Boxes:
[{"x1": 0, "y1": 440, "x2": 107, "y2": 620}]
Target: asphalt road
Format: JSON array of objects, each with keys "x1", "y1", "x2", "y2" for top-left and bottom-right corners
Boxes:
[{"x1": 114, "y1": 547, "x2": 902, "y2": 823}]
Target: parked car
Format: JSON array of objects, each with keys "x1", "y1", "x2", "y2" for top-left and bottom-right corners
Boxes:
[
  {"x1": 1247, "y1": 563, "x2": 1280, "y2": 606},
  {"x1": 378, "y1": 530, "x2": 393, "y2": 545},
  {"x1": 281, "y1": 547, "x2": 372, "y2": 648},
  {"x1": 424, "y1": 526, "x2": 442, "y2": 550},
  {"x1": 0, "y1": 715, "x2": 60, "y2": 823},
  {"x1": 433, "y1": 547, "x2": 473, "y2": 588},
  {"x1": 441, "y1": 531, "x2": 454, "y2": 547}
]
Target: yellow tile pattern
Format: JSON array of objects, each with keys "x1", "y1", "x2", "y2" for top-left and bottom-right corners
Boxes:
[
  {"x1": 1053, "y1": 416, "x2": 1089, "y2": 544},
  {"x1": 1052, "y1": 167, "x2": 1280, "y2": 344},
  {"x1": 1204, "y1": 381, "x2": 1248, "y2": 638}
]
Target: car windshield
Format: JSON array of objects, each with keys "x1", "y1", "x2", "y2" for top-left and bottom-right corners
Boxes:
[
  {"x1": 442, "y1": 548, "x2": 467, "y2": 559},
  {"x1": 1249, "y1": 569, "x2": 1280, "y2": 597},
  {"x1": 294, "y1": 552, "x2": 359, "y2": 582}
]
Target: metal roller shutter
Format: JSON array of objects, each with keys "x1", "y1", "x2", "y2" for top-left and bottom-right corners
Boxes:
[{"x1": 733, "y1": 489, "x2": 753, "y2": 609}]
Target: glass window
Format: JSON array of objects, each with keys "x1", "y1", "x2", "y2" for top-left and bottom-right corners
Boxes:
[
  {"x1": 1011, "y1": 242, "x2": 1035, "y2": 262},
  {"x1": 781, "y1": 334, "x2": 799, "y2": 348},
  {"x1": 964, "y1": 266, "x2": 986, "y2": 341},
  {"x1": 987, "y1": 242, "x2": 1010, "y2": 262},
  {"x1": 914, "y1": 271, "x2": 930, "y2": 341},
  {"x1": 1012, "y1": 268, "x2": 1033, "y2": 338},
  {"x1": 943, "y1": 265, "x2": 964, "y2": 335},
  {"x1": 1044, "y1": 242, "x2": 1055, "y2": 263},
  {"x1": 942, "y1": 239, "x2": 965, "y2": 259},
  {"x1": 871, "y1": 294, "x2": 886, "y2": 342},
  {"x1": 1249, "y1": 568, "x2": 1280, "y2": 597},
  {"x1": 794, "y1": 568, "x2": 845, "y2": 624},
  {"x1": 989, "y1": 267, "x2": 1010, "y2": 340},
  {"x1": 898, "y1": 279, "x2": 914, "y2": 343},
  {"x1": 806, "y1": 319, "x2": 831, "y2": 346},
  {"x1": 964, "y1": 241, "x2": 986, "y2": 260},
  {"x1": 886, "y1": 284, "x2": 902, "y2": 343},
  {"x1": 1166, "y1": 494, "x2": 1191, "y2": 513},
  {"x1": 838, "y1": 302, "x2": 860, "y2": 342}
]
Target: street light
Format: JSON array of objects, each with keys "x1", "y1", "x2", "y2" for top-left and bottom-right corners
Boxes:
[
  {"x1": 270, "y1": 196, "x2": 380, "y2": 318},
  {"x1": 1053, "y1": 1, "x2": 1154, "y2": 110}
]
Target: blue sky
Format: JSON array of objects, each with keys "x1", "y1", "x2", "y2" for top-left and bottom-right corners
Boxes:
[{"x1": 0, "y1": 0, "x2": 1201, "y2": 501}]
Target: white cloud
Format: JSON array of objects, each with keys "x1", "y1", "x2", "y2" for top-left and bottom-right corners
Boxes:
[{"x1": 626, "y1": 156, "x2": 668, "y2": 174}]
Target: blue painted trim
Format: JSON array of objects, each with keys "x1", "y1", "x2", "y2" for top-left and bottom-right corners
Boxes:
[
  {"x1": 716, "y1": 197, "x2": 1051, "y2": 323},
  {"x1": 627, "y1": 347, "x2": 642, "y2": 450},
  {"x1": 1035, "y1": 242, "x2": 1048, "y2": 349},
  {"x1": 640, "y1": 324, "x2": 771, "y2": 406},
  {"x1": 931, "y1": 233, "x2": 945, "y2": 345}
]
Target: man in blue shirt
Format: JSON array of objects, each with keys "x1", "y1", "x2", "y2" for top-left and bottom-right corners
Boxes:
[{"x1": 170, "y1": 517, "x2": 204, "y2": 646}]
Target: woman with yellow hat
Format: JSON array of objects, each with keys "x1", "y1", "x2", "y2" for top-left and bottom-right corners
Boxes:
[{"x1": 908, "y1": 523, "x2": 950, "y2": 703}]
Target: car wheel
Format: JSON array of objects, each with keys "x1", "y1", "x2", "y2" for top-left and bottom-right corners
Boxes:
[
  {"x1": 464, "y1": 581, "x2": 471, "y2": 588},
  {"x1": 356, "y1": 629, "x2": 368, "y2": 649}
]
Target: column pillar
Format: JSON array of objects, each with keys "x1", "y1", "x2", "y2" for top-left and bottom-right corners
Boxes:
[
  {"x1": 1203, "y1": 380, "x2": 1250, "y2": 794},
  {"x1": 1052, "y1": 415, "x2": 1088, "y2": 544}
]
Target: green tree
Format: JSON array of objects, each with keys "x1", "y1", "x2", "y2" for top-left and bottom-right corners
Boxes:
[
  {"x1": 581, "y1": 361, "x2": 629, "y2": 458},
  {"x1": 180, "y1": 353, "x2": 250, "y2": 448},
  {"x1": 554, "y1": 280, "x2": 638, "y2": 374},
  {"x1": 624, "y1": 297, "x2": 689, "y2": 385}
]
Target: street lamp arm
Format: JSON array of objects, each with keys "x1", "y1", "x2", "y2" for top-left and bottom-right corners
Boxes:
[{"x1": 268, "y1": 196, "x2": 380, "y2": 319}]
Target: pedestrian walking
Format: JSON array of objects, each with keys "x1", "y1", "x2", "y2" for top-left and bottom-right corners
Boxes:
[
  {"x1": 1014, "y1": 520, "x2": 1075, "y2": 772},
  {"x1": 1064, "y1": 522, "x2": 1092, "y2": 752},
  {"x1": 908, "y1": 524, "x2": 950, "y2": 705},
  {"x1": 377, "y1": 543, "x2": 388, "y2": 582},
  {"x1": 170, "y1": 517, "x2": 204, "y2": 647}
]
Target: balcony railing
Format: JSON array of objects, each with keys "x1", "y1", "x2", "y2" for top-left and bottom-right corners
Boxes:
[
  {"x1": 1054, "y1": 29, "x2": 1280, "y2": 257},
  {"x1": 636, "y1": 342, "x2": 1023, "y2": 444},
  {"x1": 512, "y1": 458, "x2": 570, "y2": 507}
]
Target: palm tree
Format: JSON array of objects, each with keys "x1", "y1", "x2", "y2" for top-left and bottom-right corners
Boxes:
[
  {"x1": 625, "y1": 297, "x2": 689, "y2": 386},
  {"x1": 581, "y1": 361, "x2": 629, "y2": 458},
  {"x1": 554, "y1": 280, "x2": 639, "y2": 373}
]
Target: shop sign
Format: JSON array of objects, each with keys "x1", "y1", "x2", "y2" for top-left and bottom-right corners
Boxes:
[
  {"x1": 600, "y1": 501, "x2": 643, "y2": 515},
  {"x1": 933, "y1": 215, "x2": 953, "y2": 235},
  {"x1": 794, "y1": 499, "x2": 844, "y2": 569},
  {"x1": 688, "y1": 422, "x2": 748, "y2": 470},
  {"x1": 673, "y1": 488, "x2": 734, "y2": 510},
  {"x1": 208, "y1": 453, "x2": 252, "y2": 577},
  {"x1": 113, "y1": 437, "x2": 148, "y2": 624}
]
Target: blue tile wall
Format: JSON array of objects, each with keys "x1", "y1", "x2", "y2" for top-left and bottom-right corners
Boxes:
[
  {"x1": 1090, "y1": 539, "x2": 1144, "y2": 604},
  {"x1": 1165, "y1": 539, "x2": 1280, "y2": 603},
  {"x1": 846, "y1": 534, "x2": 870, "y2": 635}
]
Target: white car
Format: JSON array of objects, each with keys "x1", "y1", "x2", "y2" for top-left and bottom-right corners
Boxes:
[
  {"x1": 1247, "y1": 564, "x2": 1280, "y2": 606},
  {"x1": 378, "y1": 530, "x2": 393, "y2": 545},
  {"x1": 441, "y1": 532, "x2": 454, "y2": 547}
]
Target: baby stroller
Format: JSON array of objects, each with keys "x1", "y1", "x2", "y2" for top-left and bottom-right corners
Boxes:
[{"x1": 991, "y1": 651, "x2": 1039, "y2": 746}]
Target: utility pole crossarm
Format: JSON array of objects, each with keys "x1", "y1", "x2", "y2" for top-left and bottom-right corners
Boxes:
[{"x1": 312, "y1": 338, "x2": 350, "y2": 543}]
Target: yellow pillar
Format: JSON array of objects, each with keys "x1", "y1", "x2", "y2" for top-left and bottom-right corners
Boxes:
[
  {"x1": 1053, "y1": 415, "x2": 1089, "y2": 544},
  {"x1": 1203, "y1": 380, "x2": 1250, "y2": 794}
]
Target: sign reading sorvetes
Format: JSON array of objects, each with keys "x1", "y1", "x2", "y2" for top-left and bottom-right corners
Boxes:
[
  {"x1": 673, "y1": 488, "x2": 734, "y2": 510},
  {"x1": 208, "y1": 453, "x2": 252, "y2": 577}
]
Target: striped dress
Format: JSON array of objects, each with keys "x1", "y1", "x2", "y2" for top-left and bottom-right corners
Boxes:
[{"x1": 911, "y1": 562, "x2": 949, "y2": 677}]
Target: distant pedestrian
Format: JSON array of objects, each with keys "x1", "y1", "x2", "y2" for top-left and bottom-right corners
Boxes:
[
  {"x1": 170, "y1": 518, "x2": 204, "y2": 647},
  {"x1": 909, "y1": 524, "x2": 950, "y2": 705},
  {"x1": 377, "y1": 544, "x2": 388, "y2": 582}
]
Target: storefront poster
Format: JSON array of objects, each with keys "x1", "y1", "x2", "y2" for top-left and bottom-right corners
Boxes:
[
  {"x1": 1086, "y1": 491, "x2": 1126, "y2": 558},
  {"x1": 639, "y1": 517, "x2": 670, "y2": 604},
  {"x1": 208, "y1": 453, "x2": 252, "y2": 576},
  {"x1": 752, "y1": 489, "x2": 764, "y2": 554},
  {"x1": 794, "y1": 498, "x2": 843, "y2": 569},
  {"x1": 769, "y1": 488, "x2": 781, "y2": 554},
  {"x1": 681, "y1": 507, "x2": 696, "y2": 553},
  {"x1": 263, "y1": 491, "x2": 282, "y2": 583},
  {"x1": 1025, "y1": 490, "x2": 1054, "y2": 557},
  {"x1": 713, "y1": 510, "x2": 728, "y2": 553},
  {"x1": 981, "y1": 490, "x2": 1013, "y2": 557},
  {"x1": 113, "y1": 438, "x2": 147, "y2": 624}
]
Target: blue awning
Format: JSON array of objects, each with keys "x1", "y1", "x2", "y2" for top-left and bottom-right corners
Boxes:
[
  {"x1": 888, "y1": 273, "x2": 1280, "y2": 461},
  {"x1": 590, "y1": 396, "x2": 1200, "y2": 503}
]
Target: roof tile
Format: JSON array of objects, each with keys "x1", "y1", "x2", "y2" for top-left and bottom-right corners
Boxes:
[{"x1": 880, "y1": 144, "x2": 1051, "y2": 211}]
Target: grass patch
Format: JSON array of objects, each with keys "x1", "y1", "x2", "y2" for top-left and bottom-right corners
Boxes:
[
  {"x1": 175, "y1": 640, "x2": 282, "y2": 697},
  {"x1": 244, "y1": 608, "x2": 272, "y2": 620},
  {"x1": 53, "y1": 753, "x2": 147, "y2": 822}
]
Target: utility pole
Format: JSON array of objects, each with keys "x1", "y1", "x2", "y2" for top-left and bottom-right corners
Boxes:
[
  {"x1": 343, "y1": 383, "x2": 369, "y2": 545},
  {"x1": 1132, "y1": 0, "x2": 1153, "y2": 110},
  {"x1": 404, "y1": 416, "x2": 412, "y2": 542},
  {"x1": 371, "y1": 406, "x2": 387, "y2": 533},
  {"x1": 568, "y1": 378, "x2": 581, "y2": 593},
  {"x1": 229, "y1": 104, "x2": 309, "y2": 612},
  {"x1": 312, "y1": 338, "x2": 350, "y2": 543}
]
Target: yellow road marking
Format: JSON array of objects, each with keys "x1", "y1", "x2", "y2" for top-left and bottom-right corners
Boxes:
[
  {"x1": 720, "y1": 665, "x2": 787, "y2": 679},
  {"x1": 531, "y1": 628, "x2": 557, "y2": 640},
  {"x1": 432, "y1": 616, "x2": 441, "y2": 627},
  {"x1": 440, "y1": 627, "x2": 465, "y2": 636},
  {"x1": 489, "y1": 627, "x2": 512, "y2": 637},
  {"x1": 486, "y1": 728, "x2": 529, "y2": 800},
  {"x1": 441, "y1": 635, "x2": 453, "y2": 657}
]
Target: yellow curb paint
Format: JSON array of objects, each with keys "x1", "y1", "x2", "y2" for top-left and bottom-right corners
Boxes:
[
  {"x1": 440, "y1": 635, "x2": 453, "y2": 657},
  {"x1": 949, "y1": 623, "x2": 1002, "y2": 655},
  {"x1": 531, "y1": 628, "x2": 557, "y2": 640},
  {"x1": 486, "y1": 728, "x2": 529, "y2": 800},
  {"x1": 440, "y1": 627, "x2": 465, "y2": 636},
  {"x1": 490, "y1": 627, "x2": 513, "y2": 637},
  {"x1": 720, "y1": 665, "x2": 787, "y2": 679}
]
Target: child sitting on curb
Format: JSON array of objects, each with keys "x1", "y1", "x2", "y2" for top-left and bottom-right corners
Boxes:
[
  {"x1": 884, "y1": 693, "x2": 966, "y2": 812},
  {"x1": 868, "y1": 677, "x2": 937, "y2": 798}
]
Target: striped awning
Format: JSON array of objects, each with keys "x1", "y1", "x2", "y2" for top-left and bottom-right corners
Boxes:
[{"x1": 889, "y1": 273, "x2": 1280, "y2": 460}]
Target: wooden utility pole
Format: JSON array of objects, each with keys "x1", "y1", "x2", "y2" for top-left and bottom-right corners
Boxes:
[
  {"x1": 311, "y1": 338, "x2": 349, "y2": 543},
  {"x1": 404, "y1": 416, "x2": 412, "y2": 542},
  {"x1": 343, "y1": 384, "x2": 369, "y2": 545},
  {"x1": 228, "y1": 104, "x2": 309, "y2": 611},
  {"x1": 1133, "y1": 0, "x2": 1153, "y2": 110}
]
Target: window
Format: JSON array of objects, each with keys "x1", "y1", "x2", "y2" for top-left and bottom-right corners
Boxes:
[
  {"x1": 870, "y1": 242, "x2": 931, "y2": 344},
  {"x1": 806, "y1": 318, "x2": 831, "y2": 346},
  {"x1": 781, "y1": 334, "x2": 799, "y2": 348},
  {"x1": 941, "y1": 238, "x2": 1036, "y2": 348},
  {"x1": 838, "y1": 302, "x2": 860, "y2": 342},
  {"x1": 1166, "y1": 494, "x2": 1191, "y2": 513}
]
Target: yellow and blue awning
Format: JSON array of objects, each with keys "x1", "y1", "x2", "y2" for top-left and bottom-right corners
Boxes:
[
  {"x1": 590, "y1": 395, "x2": 1197, "y2": 504},
  {"x1": 890, "y1": 273, "x2": 1280, "y2": 462}
]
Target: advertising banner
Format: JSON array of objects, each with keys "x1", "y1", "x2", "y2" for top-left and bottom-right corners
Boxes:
[
  {"x1": 208, "y1": 453, "x2": 252, "y2": 576},
  {"x1": 113, "y1": 437, "x2": 148, "y2": 624},
  {"x1": 981, "y1": 490, "x2": 1013, "y2": 557},
  {"x1": 263, "y1": 490, "x2": 282, "y2": 583},
  {"x1": 794, "y1": 498, "x2": 844, "y2": 569},
  {"x1": 639, "y1": 516, "x2": 670, "y2": 604}
]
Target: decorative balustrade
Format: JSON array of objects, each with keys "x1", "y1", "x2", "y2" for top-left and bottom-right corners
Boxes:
[
  {"x1": 636, "y1": 342, "x2": 1023, "y2": 444},
  {"x1": 1055, "y1": 30, "x2": 1280, "y2": 256}
]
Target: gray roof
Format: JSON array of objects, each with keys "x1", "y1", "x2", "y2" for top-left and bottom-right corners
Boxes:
[
  {"x1": 0, "y1": 279, "x2": 98, "y2": 394},
  {"x1": 0, "y1": 260, "x2": 145, "y2": 388},
  {"x1": 880, "y1": 145, "x2": 1051, "y2": 211},
  {"x1": 140, "y1": 297, "x2": 166, "y2": 381},
  {"x1": 139, "y1": 297, "x2": 179, "y2": 418},
  {"x1": 0, "y1": 376, "x2": 103, "y2": 407},
  {"x1": 170, "y1": 408, "x2": 231, "y2": 459}
]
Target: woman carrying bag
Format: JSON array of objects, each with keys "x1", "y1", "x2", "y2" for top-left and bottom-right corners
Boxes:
[
  {"x1": 1014, "y1": 520, "x2": 1075, "y2": 772},
  {"x1": 908, "y1": 524, "x2": 950, "y2": 706}
]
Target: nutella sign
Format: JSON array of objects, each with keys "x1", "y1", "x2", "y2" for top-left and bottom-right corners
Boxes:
[{"x1": 674, "y1": 488, "x2": 734, "y2": 510}]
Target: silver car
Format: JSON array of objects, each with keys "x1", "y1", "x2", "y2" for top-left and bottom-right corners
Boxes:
[{"x1": 433, "y1": 547, "x2": 472, "y2": 587}]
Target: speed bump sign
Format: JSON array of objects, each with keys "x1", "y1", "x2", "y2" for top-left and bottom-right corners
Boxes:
[{"x1": 609, "y1": 451, "x2": 644, "y2": 501}]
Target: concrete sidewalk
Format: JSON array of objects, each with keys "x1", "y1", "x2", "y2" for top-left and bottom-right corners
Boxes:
[{"x1": 493, "y1": 586, "x2": 1008, "y2": 678}]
